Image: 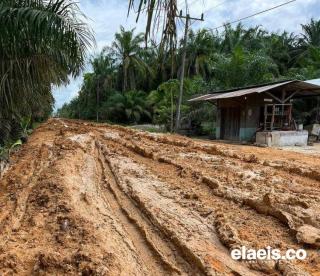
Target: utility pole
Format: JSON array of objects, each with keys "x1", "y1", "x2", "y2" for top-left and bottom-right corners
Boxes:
[{"x1": 175, "y1": 11, "x2": 204, "y2": 132}]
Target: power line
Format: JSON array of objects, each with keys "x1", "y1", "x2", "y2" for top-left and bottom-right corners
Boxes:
[
  {"x1": 209, "y1": 0, "x2": 296, "y2": 31},
  {"x1": 203, "y1": 0, "x2": 228, "y2": 15},
  {"x1": 180, "y1": 0, "x2": 228, "y2": 16},
  {"x1": 184, "y1": 0, "x2": 228, "y2": 28},
  {"x1": 180, "y1": 0, "x2": 199, "y2": 11}
]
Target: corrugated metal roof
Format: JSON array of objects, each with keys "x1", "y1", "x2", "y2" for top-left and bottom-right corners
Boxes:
[
  {"x1": 307, "y1": 78, "x2": 320, "y2": 86},
  {"x1": 189, "y1": 80, "x2": 320, "y2": 102}
]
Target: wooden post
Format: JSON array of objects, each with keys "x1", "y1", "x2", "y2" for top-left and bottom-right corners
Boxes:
[
  {"x1": 271, "y1": 104, "x2": 275, "y2": 130},
  {"x1": 264, "y1": 105, "x2": 267, "y2": 131},
  {"x1": 288, "y1": 104, "x2": 292, "y2": 129}
]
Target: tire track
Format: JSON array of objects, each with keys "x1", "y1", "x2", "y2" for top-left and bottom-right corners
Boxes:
[
  {"x1": 94, "y1": 127, "x2": 317, "y2": 275},
  {"x1": 0, "y1": 144, "x2": 53, "y2": 248},
  {"x1": 96, "y1": 140, "x2": 260, "y2": 276},
  {"x1": 98, "y1": 128, "x2": 320, "y2": 236},
  {"x1": 2, "y1": 119, "x2": 316, "y2": 275},
  {"x1": 95, "y1": 141, "x2": 186, "y2": 275}
]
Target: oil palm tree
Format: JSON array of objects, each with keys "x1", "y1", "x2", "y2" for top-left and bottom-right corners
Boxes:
[
  {"x1": 221, "y1": 24, "x2": 266, "y2": 53},
  {"x1": 212, "y1": 46, "x2": 279, "y2": 89},
  {"x1": 264, "y1": 31, "x2": 298, "y2": 74},
  {"x1": 301, "y1": 18, "x2": 320, "y2": 47},
  {"x1": 185, "y1": 29, "x2": 217, "y2": 78},
  {"x1": 107, "y1": 26, "x2": 151, "y2": 91},
  {"x1": 293, "y1": 19, "x2": 320, "y2": 67},
  {"x1": 0, "y1": 0, "x2": 94, "y2": 143},
  {"x1": 104, "y1": 91, "x2": 151, "y2": 123},
  {"x1": 148, "y1": 79, "x2": 180, "y2": 131},
  {"x1": 91, "y1": 52, "x2": 117, "y2": 121}
]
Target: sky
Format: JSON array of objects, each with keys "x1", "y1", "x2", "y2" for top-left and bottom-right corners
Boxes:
[{"x1": 53, "y1": 0, "x2": 320, "y2": 111}]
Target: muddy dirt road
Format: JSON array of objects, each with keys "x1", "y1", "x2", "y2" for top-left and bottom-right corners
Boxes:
[{"x1": 0, "y1": 119, "x2": 320, "y2": 275}]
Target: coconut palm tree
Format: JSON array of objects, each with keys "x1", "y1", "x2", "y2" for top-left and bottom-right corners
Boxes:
[
  {"x1": 128, "y1": 0, "x2": 178, "y2": 47},
  {"x1": 0, "y1": 0, "x2": 94, "y2": 143},
  {"x1": 107, "y1": 26, "x2": 151, "y2": 91}
]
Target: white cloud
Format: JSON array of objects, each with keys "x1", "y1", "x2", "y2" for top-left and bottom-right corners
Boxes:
[{"x1": 53, "y1": 0, "x2": 320, "y2": 110}]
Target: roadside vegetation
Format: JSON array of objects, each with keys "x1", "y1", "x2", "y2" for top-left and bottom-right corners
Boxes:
[
  {"x1": 57, "y1": 19, "x2": 320, "y2": 132},
  {"x1": 0, "y1": 0, "x2": 93, "y2": 163},
  {"x1": 1, "y1": 0, "x2": 319, "y2": 163}
]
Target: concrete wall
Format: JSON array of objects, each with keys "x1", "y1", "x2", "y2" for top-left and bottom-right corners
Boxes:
[{"x1": 256, "y1": 131, "x2": 308, "y2": 147}]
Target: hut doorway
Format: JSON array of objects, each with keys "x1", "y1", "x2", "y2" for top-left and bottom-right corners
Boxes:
[{"x1": 221, "y1": 107, "x2": 241, "y2": 140}]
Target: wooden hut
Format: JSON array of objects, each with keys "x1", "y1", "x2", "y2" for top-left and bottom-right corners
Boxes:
[{"x1": 189, "y1": 80, "x2": 320, "y2": 146}]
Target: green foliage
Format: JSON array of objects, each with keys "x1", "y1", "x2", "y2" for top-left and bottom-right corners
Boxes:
[
  {"x1": 101, "y1": 91, "x2": 151, "y2": 124},
  {"x1": 212, "y1": 46, "x2": 279, "y2": 88},
  {"x1": 185, "y1": 29, "x2": 218, "y2": 78},
  {"x1": 148, "y1": 79, "x2": 180, "y2": 131},
  {"x1": 106, "y1": 26, "x2": 152, "y2": 91},
  {"x1": 0, "y1": 119, "x2": 22, "y2": 146},
  {"x1": 58, "y1": 19, "x2": 320, "y2": 129},
  {"x1": 0, "y1": 0, "x2": 93, "y2": 146}
]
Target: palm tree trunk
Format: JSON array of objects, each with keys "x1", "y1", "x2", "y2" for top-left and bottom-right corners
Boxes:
[
  {"x1": 130, "y1": 69, "x2": 136, "y2": 90},
  {"x1": 170, "y1": 42, "x2": 175, "y2": 79},
  {"x1": 123, "y1": 65, "x2": 127, "y2": 92},
  {"x1": 96, "y1": 80, "x2": 100, "y2": 122}
]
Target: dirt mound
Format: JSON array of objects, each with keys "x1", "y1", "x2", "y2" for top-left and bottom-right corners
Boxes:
[{"x1": 0, "y1": 118, "x2": 319, "y2": 275}]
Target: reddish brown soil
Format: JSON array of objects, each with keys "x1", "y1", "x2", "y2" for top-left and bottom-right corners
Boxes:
[{"x1": 0, "y1": 119, "x2": 319, "y2": 275}]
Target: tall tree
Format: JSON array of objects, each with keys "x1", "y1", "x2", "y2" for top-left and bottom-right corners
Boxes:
[
  {"x1": 212, "y1": 46, "x2": 279, "y2": 88},
  {"x1": 293, "y1": 19, "x2": 320, "y2": 73},
  {"x1": 107, "y1": 26, "x2": 150, "y2": 91},
  {"x1": 91, "y1": 52, "x2": 116, "y2": 121},
  {"x1": 301, "y1": 18, "x2": 320, "y2": 47},
  {"x1": 221, "y1": 24, "x2": 266, "y2": 53},
  {"x1": 185, "y1": 29, "x2": 217, "y2": 78},
  {"x1": 264, "y1": 32, "x2": 298, "y2": 75}
]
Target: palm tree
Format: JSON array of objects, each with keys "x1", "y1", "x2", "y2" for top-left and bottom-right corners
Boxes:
[
  {"x1": 0, "y1": 0, "x2": 94, "y2": 143},
  {"x1": 212, "y1": 46, "x2": 279, "y2": 88},
  {"x1": 107, "y1": 26, "x2": 151, "y2": 91},
  {"x1": 148, "y1": 79, "x2": 180, "y2": 132},
  {"x1": 221, "y1": 24, "x2": 266, "y2": 53},
  {"x1": 264, "y1": 31, "x2": 298, "y2": 74},
  {"x1": 91, "y1": 52, "x2": 116, "y2": 121},
  {"x1": 128, "y1": 0, "x2": 178, "y2": 47},
  {"x1": 301, "y1": 19, "x2": 320, "y2": 47},
  {"x1": 142, "y1": 40, "x2": 176, "y2": 89},
  {"x1": 104, "y1": 91, "x2": 151, "y2": 123},
  {"x1": 185, "y1": 29, "x2": 216, "y2": 78},
  {"x1": 292, "y1": 19, "x2": 320, "y2": 67}
]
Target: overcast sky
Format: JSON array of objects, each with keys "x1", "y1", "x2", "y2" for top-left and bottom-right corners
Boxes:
[{"x1": 53, "y1": 0, "x2": 320, "y2": 110}]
